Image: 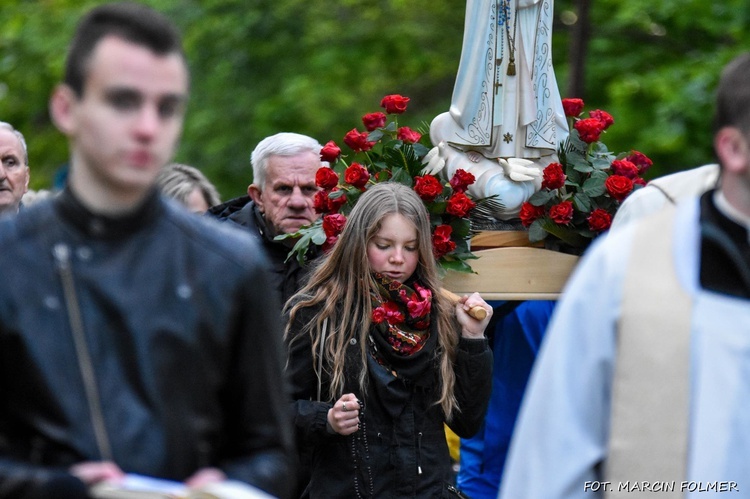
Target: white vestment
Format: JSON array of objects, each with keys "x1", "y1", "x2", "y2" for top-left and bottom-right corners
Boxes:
[{"x1": 499, "y1": 198, "x2": 750, "y2": 498}]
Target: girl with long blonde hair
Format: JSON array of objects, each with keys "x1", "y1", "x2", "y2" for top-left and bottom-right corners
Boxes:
[{"x1": 285, "y1": 182, "x2": 492, "y2": 498}]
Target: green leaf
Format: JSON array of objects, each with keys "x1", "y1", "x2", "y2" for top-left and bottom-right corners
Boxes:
[
  {"x1": 412, "y1": 142, "x2": 430, "y2": 159},
  {"x1": 566, "y1": 149, "x2": 588, "y2": 167},
  {"x1": 573, "y1": 163, "x2": 594, "y2": 173},
  {"x1": 449, "y1": 217, "x2": 472, "y2": 238},
  {"x1": 582, "y1": 170, "x2": 608, "y2": 197},
  {"x1": 367, "y1": 129, "x2": 384, "y2": 142},
  {"x1": 591, "y1": 156, "x2": 613, "y2": 170},
  {"x1": 390, "y1": 167, "x2": 413, "y2": 185},
  {"x1": 452, "y1": 238, "x2": 473, "y2": 256},
  {"x1": 590, "y1": 141, "x2": 610, "y2": 155},
  {"x1": 539, "y1": 218, "x2": 589, "y2": 248},
  {"x1": 573, "y1": 192, "x2": 592, "y2": 212},
  {"x1": 438, "y1": 258, "x2": 475, "y2": 274},
  {"x1": 528, "y1": 189, "x2": 557, "y2": 206},
  {"x1": 384, "y1": 121, "x2": 398, "y2": 132},
  {"x1": 311, "y1": 229, "x2": 327, "y2": 245},
  {"x1": 528, "y1": 219, "x2": 549, "y2": 243}
]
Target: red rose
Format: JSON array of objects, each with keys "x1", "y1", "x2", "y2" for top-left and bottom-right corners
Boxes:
[
  {"x1": 322, "y1": 235, "x2": 339, "y2": 253},
  {"x1": 610, "y1": 159, "x2": 639, "y2": 179},
  {"x1": 362, "y1": 112, "x2": 387, "y2": 131},
  {"x1": 605, "y1": 175, "x2": 634, "y2": 201},
  {"x1": 322, "y1": 213, "x2": 347, "y2": 237},
  {"x1": 549, "y1": 200, "x2": 574, "y2": 225},
  {"x1": 542, "y1": 162, "x2": 566, "y2": 190},
  {"x1": 319, "y1": 141, "x2": 341, "y2": 164},
  {"x1": 372, "y1": 306, "x2": 387, "y2": 324},
  {"x1": 344, "y1": 162, "x2": 371, "y2": 189},
  {"x1": 519, "y1": 202, "x2": 546, "y2": 227},
  {"x1": 327, "y1": 188, "x2": 348, "y2": 212},
  {"x1": 397, "y1": 126, "x2": 422, "y2": 144},
  {"x1": 633, "y1": 177, "x2": 647, "y2": 187},
  {"x1": 413, "y1": 175, "x2": 444, "y2": 201},
  {"x1": 315, "y1": 166, "x2": 339, "y2": 190},
  {"x1": 562, "y1": 98, "x2": 584, "y2": 117},
  {"x1": 313, "y1": 190, "x2": 330, "y2": 214},
  {"x1": 432, "y1": 224, "x2": 456, "y2": 259},
  {"x1": 343, "y1": 128, "x2": 375, "y2": 152},
  {"x1": 587, "y1": 208, "x2": 612, "y2": 232},
  {"x1": 449, "y1": 169, "x2": 476, "y2": 193},
  {"x1": 589, "y1": 109, "x2": 614, "y2": 130},
  {"x1": 380, "y1": 94, "x2": 410, "y2": 114},
  {"x1": 446, "y1": 192, "x2": 476, "y2": 217},
  {"x1": 625, "y1": 150, "x2": 653, "y2": 175},
  {"x1": 574, "y1": 118, "x2": 606, "y2": 143}
]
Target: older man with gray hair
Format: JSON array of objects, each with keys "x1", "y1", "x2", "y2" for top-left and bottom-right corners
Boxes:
[
  {"x1": 210, "y1": 132, "x2": 326, "y2": 305},
  {"x1": 0, "y1": 121, "x2": 30, "y2": 215}
]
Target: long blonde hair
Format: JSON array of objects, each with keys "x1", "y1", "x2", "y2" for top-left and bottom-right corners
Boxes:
[{"x1": 285, "y1": 182, "x2": 460, "y2": 416}]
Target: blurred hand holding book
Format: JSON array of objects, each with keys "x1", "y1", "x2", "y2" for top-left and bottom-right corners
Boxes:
[{"x1": 89, "y1": 474, "x2": 276, "y2": 499}]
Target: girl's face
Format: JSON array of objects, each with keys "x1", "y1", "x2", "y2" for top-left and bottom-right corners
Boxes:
[{"x1": 367, "y1": 213, "x2": 419, "y2": 283}]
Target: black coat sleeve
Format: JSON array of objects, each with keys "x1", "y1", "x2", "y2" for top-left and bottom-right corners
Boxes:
[
  {"x1": 284, "y1": 306, "x2": 336, "y2": 447},
  {"x1": 447, "y1": 337, "x2": 493, "y2": 438},
  {"x1": 219, "y1": 262, "x2": 296, "y2": 499}
]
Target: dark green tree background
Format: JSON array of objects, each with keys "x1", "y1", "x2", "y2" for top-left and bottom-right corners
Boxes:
[{"x1": 2, "y1": 0, "x2": 749, "y2": 200}]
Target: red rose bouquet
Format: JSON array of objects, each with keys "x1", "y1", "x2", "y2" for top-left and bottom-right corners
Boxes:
[
  {"x1": 520, "y1": 98, "x2": 652, "y2": 251},
  {"x1": 279, "y1": 94, "x2": 486, "y2": 273}
]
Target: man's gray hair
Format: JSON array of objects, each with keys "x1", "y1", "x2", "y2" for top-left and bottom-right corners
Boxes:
[
  {"x1": 250, "y1": 132, "x2": 324, "y2": 189},
  {"x1": 0, "y1": 121, "x2": 29, "y2": 165}
]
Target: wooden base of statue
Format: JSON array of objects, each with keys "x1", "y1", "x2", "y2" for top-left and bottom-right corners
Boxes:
[{"x1": 443, "y1": 231, "x2": 579, "y2": 300}]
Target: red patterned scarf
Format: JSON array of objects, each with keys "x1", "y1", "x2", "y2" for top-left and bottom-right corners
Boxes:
[{"x1": 369, "y1": 272, "x2": 432, "y2": 359}]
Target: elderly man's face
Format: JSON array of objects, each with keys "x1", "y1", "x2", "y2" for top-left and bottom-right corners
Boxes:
[
  {"x1": 248, "y1": 151, "x2": 321, "y2": 236},
  {"x1": 0, "y1": 128, "x2": 29, "y2": 214}
]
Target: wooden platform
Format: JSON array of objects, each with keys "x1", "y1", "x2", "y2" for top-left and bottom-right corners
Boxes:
[{"x1": 442, "y1": 231, "x2": 580, "y2": 300}]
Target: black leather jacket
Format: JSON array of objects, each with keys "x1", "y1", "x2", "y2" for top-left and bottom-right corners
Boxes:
[
  {"x1": 208, "y1": 196, "x2": 318, "y2": 306},
  {"x1": 0, "y1": 189, "x2": 294, "y2": 498}
]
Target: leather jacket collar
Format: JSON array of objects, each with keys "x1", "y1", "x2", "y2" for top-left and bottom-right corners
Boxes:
[{"x1": 55, "y1": 186, "x2": 162, "y2": 240}]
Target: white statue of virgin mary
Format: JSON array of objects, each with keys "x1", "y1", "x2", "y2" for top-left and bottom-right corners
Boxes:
[{"x1": 425, "y1": 0, "x2": 568, "y2": 219}]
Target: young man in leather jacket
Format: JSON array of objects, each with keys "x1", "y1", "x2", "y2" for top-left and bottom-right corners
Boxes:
[{"x1": 0, "y1": 3, "x2": 294, "y2": 498}]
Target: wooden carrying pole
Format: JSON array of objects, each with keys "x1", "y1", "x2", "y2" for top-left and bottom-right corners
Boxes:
[{"x1": 439, "y1": 288, "x2": 487, "y2": 320}]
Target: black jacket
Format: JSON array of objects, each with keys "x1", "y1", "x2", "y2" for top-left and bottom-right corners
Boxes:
[
  {"x1": 286, "y1": 304, "x2": 492, "y2": 498},
  {"x1": 209, "y1": 196, "x2": 317, "y2": 306},
  {"x1": 0, "y1": 189, "x2": 294, "y2": 498}
]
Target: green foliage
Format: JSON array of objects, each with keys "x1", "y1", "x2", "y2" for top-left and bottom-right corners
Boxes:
[{"x1": 2, "y1": 0, "x2": 749, "y2": 198}]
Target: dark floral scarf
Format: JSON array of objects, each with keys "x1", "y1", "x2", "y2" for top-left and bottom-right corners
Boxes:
[{"x1": 368, "y1": 272, "x2": 437, "y2": 381}]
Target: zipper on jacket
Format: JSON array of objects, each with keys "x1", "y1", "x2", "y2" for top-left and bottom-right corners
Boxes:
[
  {"x1": 416, "y1": 431, "x2": 423, "y2": 475},
  {"x1": 54, "y1": 243, "x2": 113, "y2": 462}
]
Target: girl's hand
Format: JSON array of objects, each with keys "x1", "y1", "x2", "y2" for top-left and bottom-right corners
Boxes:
[
  {"x1": 455, "y1": 292, "x2": 492, "y2": 339},
  {"x1": 327, "y1": 393, "x2": 361, "y2": 436}
]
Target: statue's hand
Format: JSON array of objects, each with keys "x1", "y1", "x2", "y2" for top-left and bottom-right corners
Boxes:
[
  {"x1": 498, "y1": 158, "x2": 542, "y2": 182},
  {"x1": 421, "y1": 141, "x2": 447, "y2": 174}
]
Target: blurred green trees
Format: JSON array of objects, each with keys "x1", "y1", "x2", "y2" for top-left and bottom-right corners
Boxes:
[{"x1": 1, "y1": 0, "x2": 748, "y2": 200}]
